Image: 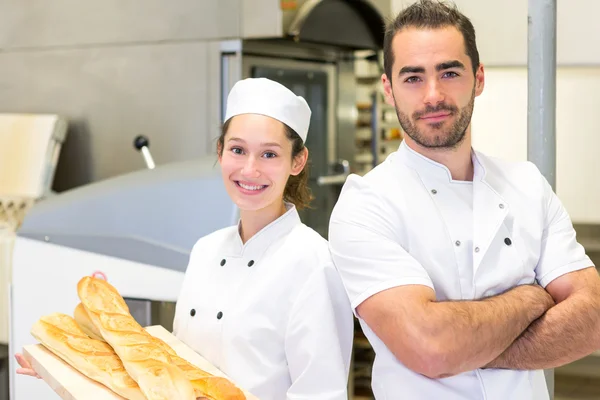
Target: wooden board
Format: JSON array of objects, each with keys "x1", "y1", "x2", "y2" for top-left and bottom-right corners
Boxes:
[{"x1": 23, "y1": 325, "x2": 259, "y2": 400}]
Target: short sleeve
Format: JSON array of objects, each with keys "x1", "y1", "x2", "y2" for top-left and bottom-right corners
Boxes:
[
  {"x1": 328, "y1": 175, "x2": 434, "y2": 313},
  {"x1": 535, "y1": 169, "x2": 594, "y2": 287}
]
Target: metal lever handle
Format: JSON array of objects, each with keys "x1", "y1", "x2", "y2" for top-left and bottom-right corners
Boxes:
[
  {"x1": 317, "y1": 159, "x2": 350, "y2": 186},
  {"x1": 133, "y1": 135, "x2": 156, "y2": 170}
]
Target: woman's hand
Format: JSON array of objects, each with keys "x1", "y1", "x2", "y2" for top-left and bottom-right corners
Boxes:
[{"x1": 14, "y1": 353, "x2": 41, "y2": 379}]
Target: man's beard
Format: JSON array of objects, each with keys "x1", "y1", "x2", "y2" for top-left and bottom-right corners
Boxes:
[{"x1": 395, "y1": 87, "x2": 475, "y2": 149}]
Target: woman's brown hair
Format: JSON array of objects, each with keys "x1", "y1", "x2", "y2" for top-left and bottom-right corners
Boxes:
[{"x1": 217, "y1": 118, "x2": 314, "y2": 210}]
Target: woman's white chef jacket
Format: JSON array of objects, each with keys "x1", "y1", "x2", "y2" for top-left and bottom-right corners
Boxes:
[
  {"x1": 173, "y1": 203, "x2": 353, "y2": 400},
  {"x1": 328, "y1": 141, "x2": 593, "y2": 400}
]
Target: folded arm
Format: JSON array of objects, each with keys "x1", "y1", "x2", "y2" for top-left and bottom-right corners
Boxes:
[
  {"x1": 486, "y1": 267, "x2": 600, "y2": 370},
  {"x1": 357, "y1": 282, "x2": 553, "y2": 379},
  {"x1": 487, "y1": 168, "x2": 600, "y2": 369}
]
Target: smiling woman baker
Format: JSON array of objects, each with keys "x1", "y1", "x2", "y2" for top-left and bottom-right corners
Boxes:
[{"x1": 172, "y1": 78, "x2": 353, "y2": 400}]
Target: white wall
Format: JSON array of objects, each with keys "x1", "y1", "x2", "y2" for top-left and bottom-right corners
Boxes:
[{"x1": 472, "y1": 67, "x2": 600, "y2": 224}]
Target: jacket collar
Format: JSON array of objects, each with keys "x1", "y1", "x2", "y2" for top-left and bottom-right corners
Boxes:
[
  {"x1": 224, "y1": 202, "x2": 301, "y2": 260},
  {"x1": 397, "y1": 140, "x2": 486, "y2": 184}
]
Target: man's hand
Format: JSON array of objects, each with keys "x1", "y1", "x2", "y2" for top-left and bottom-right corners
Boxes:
[{"x1": 357, "y1": 282, "x2": 554, "y2": 379}]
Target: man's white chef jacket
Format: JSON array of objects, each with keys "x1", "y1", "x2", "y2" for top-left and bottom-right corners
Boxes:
[{"x1": 329, "y1": 141, "x2": 593, "y2": 400}]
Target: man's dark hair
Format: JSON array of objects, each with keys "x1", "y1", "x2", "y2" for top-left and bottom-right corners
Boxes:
[{"x1": 383, "y1": 0, "x2": 480, "y2": 80}]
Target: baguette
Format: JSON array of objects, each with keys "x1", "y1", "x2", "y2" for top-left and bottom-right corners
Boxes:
[
  {"x1": 150, "y1": 336, "x2": 246, "y2": 400},
  {"x1": 73, "y1": 302, "x2": 247, "y2": 400},
  {"x1": 30, "y1": 312, "x2": 146, "y2": 400},
  {"x1": 77, "y1": 276, "x2": 195, "y2": 400},
  {"x1": 74, "y1": 302, "x2": 105, "y2": 341}
]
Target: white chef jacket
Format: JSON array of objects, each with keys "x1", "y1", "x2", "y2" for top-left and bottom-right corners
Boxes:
[
  {"x1": 328, "y1": 141, "x2": 594, "y2": 400},
  {"x1": 173, "y1": 203, "x2": 353, "y2": 400}
]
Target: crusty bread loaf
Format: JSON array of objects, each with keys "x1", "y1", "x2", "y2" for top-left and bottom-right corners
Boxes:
[
  {"x1": 77, "y1": 276, "x2": 195, "y2": 400},
  {"x1": 175, "y1": 359, "x2": 247, "y2": 400},
  {"x1": 149, "y1": 336, "x2": 246, "y2": 400},
  {"x1": 30, "y1": 312, "x2": 146, "y2": 400},
  {"x1": 74, "y1": 302, "x2": 105, "y2": 341},
  {"x1": 75, "y1": 303, "x2": 246, "y2": 400},
  {"x1": 74, "y1": 291, "x2": 246, "y2": 400}
]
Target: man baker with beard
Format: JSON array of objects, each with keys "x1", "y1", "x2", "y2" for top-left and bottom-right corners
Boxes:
[{"x1": 328, "y1": 1, "x2": 600, "y2": 399}]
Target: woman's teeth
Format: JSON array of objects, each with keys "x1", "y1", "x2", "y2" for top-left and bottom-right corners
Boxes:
[{"x1": 238, "y1": 182, "x2": 266, "y2": 191}]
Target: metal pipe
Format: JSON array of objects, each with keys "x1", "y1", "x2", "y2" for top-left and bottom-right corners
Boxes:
[
  {"x1": 527, "y1": 0, "x2": 557, "y2": 398},
  {"x1": 528, "y1": 0, "x2": 557, "y2": 190}
]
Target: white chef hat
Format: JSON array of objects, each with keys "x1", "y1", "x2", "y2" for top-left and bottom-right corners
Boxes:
[{"x1": 224, "y1": 78, "x2": 311, "y2": 143}]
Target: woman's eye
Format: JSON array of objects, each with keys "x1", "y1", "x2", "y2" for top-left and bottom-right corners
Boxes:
[
  {"x1": 263, "y1": 152, "x2": 277, "y2": 159},
  {"x1": 231, "y1": 147, "x2": 243, "y2": 155}
]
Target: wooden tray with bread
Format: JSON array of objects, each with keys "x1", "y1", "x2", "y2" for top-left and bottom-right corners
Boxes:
[{"x1": 22, "y1": 276, "x2": 258, "y2": 400}]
